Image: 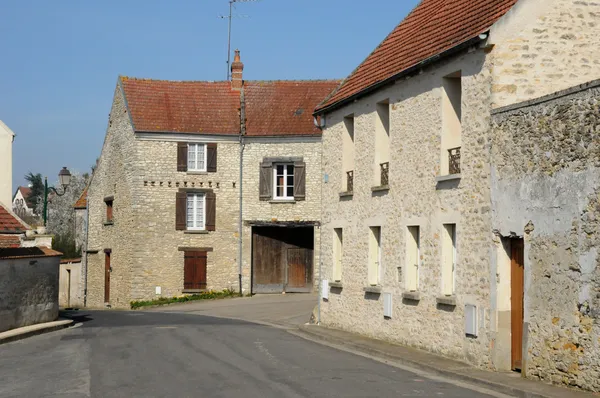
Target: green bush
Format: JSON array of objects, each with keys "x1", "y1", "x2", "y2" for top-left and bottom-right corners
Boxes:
[{"x1": 130, "y1": 288, "x2": 239, "y2": 309}]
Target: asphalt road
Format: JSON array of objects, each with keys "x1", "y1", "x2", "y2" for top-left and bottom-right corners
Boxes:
[{"x1": 0, "y1": 311, "x2": 509, "y2": 398}]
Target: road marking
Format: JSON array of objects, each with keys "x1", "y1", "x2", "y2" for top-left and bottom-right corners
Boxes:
[{"x1": 155, "y1": 326, "x2": 177, "y2": 329}]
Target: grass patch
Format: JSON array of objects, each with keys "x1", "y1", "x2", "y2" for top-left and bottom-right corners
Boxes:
[{"x1": 130, "y1": 289, "x2": 240, "y2": 310}]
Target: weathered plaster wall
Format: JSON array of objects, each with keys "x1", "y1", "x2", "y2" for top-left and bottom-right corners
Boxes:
[
  {"x1": 0, "y1": 256, "x2": 60, "y2": 333},
  {"x1": 242, "y1": 138, "x2": 323, "y2": 289},
  {"x1": 490, "y1": 0, "x2": 600, "y2": 108},
  {"x1": 59, "y1": 260, "x2": 83, "y2": 308},
  {"x1": 86, "y1": 85, "x2": 137, "y2": 309},
  {"x1": 492, "y1": 81, "x2": 600, "y2": 391},
  {"x1": 320, "y1": 49, "x2": 496, "y2": 366}
]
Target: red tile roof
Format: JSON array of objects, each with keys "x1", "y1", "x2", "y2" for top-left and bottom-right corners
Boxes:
[
  {"x1": 119, "y1": 77, "x2": 339, "y2": 136},
  {"x1": 121, "y1": 78, "x2": 241, "y2": 135},
  {"x1": 17, "y1": 186, "x2": 31, "y2": 200},
  {"x1": 0, "y1": 246, "x2": 62, "y2": 259},
  {"x1": 316, "y1": 0, "x2": 519, "y2": 113},
  {"x1": 244, "y1": 81, "x2": 340, "y2": 136},
  {"x1": 0, "y1": 235, "x2": 21, "y2": 248},
  {"x1": 0, "y1": 203, "x2": 28, "y2": 233},
  {"x1": 74, "y1": 187, "x2": 87, "y2": 209}
]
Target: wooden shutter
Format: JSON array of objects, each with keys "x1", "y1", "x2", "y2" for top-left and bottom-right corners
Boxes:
[
  {"x1": 177, "y1": 142, "x2": 188, "y2": 172},
  {"x1": 259, "y1": 162, "x2": 272, "y2": 201},
  {"x1": 293, "y1": 161, "x2": 306, "y2": 201},
  {"x1": 184, "y1": 251, "x2": 207, "y2": 290},
  {"x1": 175, "y1": 191, "x2": 187, "y2": 230},
  {"x1": 205, "y1": 191, "x2": 216, "y2": 231},
  {"x1": 207, "y1": 143, "x2": 217, "y2": 172}
]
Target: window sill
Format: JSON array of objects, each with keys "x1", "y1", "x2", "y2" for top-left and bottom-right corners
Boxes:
[
  {"x1": 103, "y1": 222, "x2": 114, "y2": 226},
  {"x1": 339, "y1": 191, "x2": 353, "y2": 198},
  {"x1": 329, "y1": 281, "x2": 343, "y2": 289},
  {"x1": 371, "y1": 185, "x2": 389, "y2": 193},
  {"x1": 184, "y1": 230, "x2": 209, "y2": 234},
  {"x1": 363, "y1": 285, "x2": 382, "y2": 294},
  {"x1": 182, "y1": 289, "x2": 207, "y2": 294},
  {"x1": 269, "y1": 199, "x2": 296, "y2": 204},
  {"x1": 436, "y1": 295, "x2": 457, "y2": 306},
  {"x1": 435, "y1": 174, "x2": 461, "y2": 183},
  {"x1": 186, "y1": 171, "x2": 208, "y2": 175},
  {"x1": 402, "y1": 291, "x2": 421, "y2": 301}
]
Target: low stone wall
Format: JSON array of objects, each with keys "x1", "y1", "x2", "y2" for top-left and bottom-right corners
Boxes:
[{"x1": 0, "y1": 256, "x2": 61, "y2": 333}]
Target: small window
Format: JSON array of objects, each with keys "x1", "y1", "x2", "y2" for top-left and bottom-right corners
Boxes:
[
  {"x1": 406, "y1": 226, "x2": 420, "y2": 291},
  {"x1": 273, "y1": 164, "x2": 295, "y2": 200},
  {"x1": 342, "y1": 115, "x2": 355, "y2": 192},
  {"x1": 188, "y1": 143, "x2": 207, "y2": 172},
  {"x1": 441, "y1": 223, "x2": 457, "y2": 296},
  {"x1": 368, "y1": 226, "x2": 382, "y2": 286},
  {"x1": 104, "y1": 197, "x2": 114, "y2": 223},
  {"x1": 184, "y1": 251, "x2": 207, "y2": 291},
  {"x1": 333, "y1": 228, "x2": 343, "y2": 282},
  {"x1": 186, "y1": 193, "x2": 205, "y2": 230}
]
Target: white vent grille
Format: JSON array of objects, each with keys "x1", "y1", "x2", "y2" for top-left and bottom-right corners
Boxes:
[
  {"x1": 465, "y1": 304, "x2": 477, "y2": 337},
  {"x1": 322, "y1": 279, "x2": 329, "y2": 300},
  {"x1": 383, "y1": 292, "x2": 393, "y2": 318}
]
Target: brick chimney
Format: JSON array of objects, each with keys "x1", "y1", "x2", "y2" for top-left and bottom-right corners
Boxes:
[{"x1": 231, "y1": 49, "x2": 244, "y2": 91}]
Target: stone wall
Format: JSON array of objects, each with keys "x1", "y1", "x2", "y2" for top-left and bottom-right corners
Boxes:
[
  {"x1": 320, "y1": 48, "x2": 497, "y2": 366},
  {"x1": 241, "y1": 138, "x2": 323, "y2": 289},
  {"x1": 490, "y1": 0, "x2": 600, "y2": 108},
  {"x1": 491, "y1": 80, "x2": 600, "y2": 392},
  {"x1": 86, "y1": 85, "x2": 138, "y2": 309},
  {"x1": 0, "y1": 255, "x2": 60, "y2": 333}
]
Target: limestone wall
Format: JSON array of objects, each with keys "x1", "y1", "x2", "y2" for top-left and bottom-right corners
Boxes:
[
  {"x1": 320, "y1": 49, "x2": 496, "y2": 366},
  {"x1": 0, "y1": 256, "x2": 60, "y2": 333},
  {"x1": 491, "y1": 81, "x2": 600, "y2": 391},
  {"x1": 490, "y1": 0, "x2": 600, "y2": 108},
  {"x1": 86, "y1": 86, "x2": 137, "y2": 309}
]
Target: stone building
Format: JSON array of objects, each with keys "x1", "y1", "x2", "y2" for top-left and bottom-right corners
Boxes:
[
  {"x1": 85, "y1": 51, "x2": 338, "y2": 308},
  {"x1": 313, "y1": 0, "x2": 600, "y2": 392}
]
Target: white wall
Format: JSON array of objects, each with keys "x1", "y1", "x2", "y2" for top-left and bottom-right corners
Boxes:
[{"x1": 0, "y1": 121, "x2": 14, "y2": 208}]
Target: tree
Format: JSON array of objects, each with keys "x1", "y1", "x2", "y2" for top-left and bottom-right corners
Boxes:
[{"x1": 24, "y1": 172, "x2": 44, "y2": 211}]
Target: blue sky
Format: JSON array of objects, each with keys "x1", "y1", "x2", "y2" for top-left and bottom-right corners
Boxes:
[{"x1": 1, "y1": 0, "x2": 417, "y2": 188}]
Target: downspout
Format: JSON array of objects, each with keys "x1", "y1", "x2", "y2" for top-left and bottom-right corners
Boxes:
[
  {"x1": 318, "y1": 125, "x2": 324, "y2": 325},
  {"x1": 238, "y1": 86, "x2": 246, "y2": 296},
  {"x1": 83, "y1": 199, "x2": 90, "y2": 307}
]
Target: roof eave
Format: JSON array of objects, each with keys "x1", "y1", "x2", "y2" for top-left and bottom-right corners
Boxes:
[{"x1": 314, "y1": 35, "x2": 486, "y2": 116}]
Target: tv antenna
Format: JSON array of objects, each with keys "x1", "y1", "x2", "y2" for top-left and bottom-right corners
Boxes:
[{"x1": 219, "y1": 0, "x2": 258, "y2": 80}]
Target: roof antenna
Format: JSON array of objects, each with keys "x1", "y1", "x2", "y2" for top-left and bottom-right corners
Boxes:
[{"x1": 219, "y1": 0, "x2": 258, "y2": 81}]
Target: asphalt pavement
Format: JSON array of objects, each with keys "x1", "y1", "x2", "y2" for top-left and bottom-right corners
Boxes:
[{"x1": 0, "y1": 310, "x2": 510, "y2": 398}]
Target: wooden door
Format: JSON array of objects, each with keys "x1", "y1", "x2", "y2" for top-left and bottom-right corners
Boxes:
[
  {"x1": 104, "y1": 252, "x2": 111, "y2": 303},
  {"x1": 287, "y1": 248, "x2": 312, "y2": 289},
  {"x1": 184, "y1": 251, "x2": 207, "y2": 290},
  {"x1": 511, "y1": 239, "x2": 525, "y2": 371}
]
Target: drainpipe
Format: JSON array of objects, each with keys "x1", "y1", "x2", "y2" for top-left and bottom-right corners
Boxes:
[
  {"x1": 83, "y1": 200, "x2": 90, "y2": 307},
  {"x1": 238, "y1": 87, "x2": 246, "y2": 296},
  {"x1": 318, "y1": 118, "x2": 324, "y2": 325}
]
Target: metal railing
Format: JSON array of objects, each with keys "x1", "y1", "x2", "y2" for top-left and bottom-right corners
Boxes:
[
  {"x1": 380, "y1": 162, "x2": 389, "y2": 186},
  {"x1": 448, "y1": 147, "x2": 461, "y2": 175},
  {"x1": 346, "y1": 170, "x2": 354, "y2": 192}
]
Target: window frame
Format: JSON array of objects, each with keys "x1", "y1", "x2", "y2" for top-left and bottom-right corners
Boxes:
[
  {"x1": 272, "y1": 163, "x2": 295, "y2": 200},
  {"x1": 187, "y1": 143, "x2": 208, "y2": 172},
  {"x1": 186, "y1": 193, "x2": 206, "y2": 231},
  {"x1": 333, "y1": 228, "x2": 343, "y2": 282}
]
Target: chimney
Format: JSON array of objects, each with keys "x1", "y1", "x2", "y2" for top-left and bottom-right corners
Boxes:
[{"x1": 231, "y1": 49, "x2": 244, "y2": 91}]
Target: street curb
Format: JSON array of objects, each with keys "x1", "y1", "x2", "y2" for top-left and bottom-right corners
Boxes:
[
  {"x1": 291, "y1": 325, "x2": 594, "y2": 398},
  {"x1": 0, "y1": 319, "x2": 73, "y2": 346}
]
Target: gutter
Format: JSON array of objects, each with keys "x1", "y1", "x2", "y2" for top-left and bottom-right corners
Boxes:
[
  {"x1": 314, "y1": 35, "x2": 486, "y2": 116},
  {"x1": 238, "y1": 86, "x2": 246, "y2": 295}
]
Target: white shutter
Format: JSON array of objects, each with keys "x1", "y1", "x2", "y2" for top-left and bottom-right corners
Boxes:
[
  {"x1": 465, "y1": 304, "x2": 477, "y2": 337},
  {"x1": 383, "y1": 292, "x2": 392, "y2": 318}
]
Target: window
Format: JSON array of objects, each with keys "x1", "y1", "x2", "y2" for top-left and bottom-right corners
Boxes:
[
  {"x1": 441, "y1": 72, "x2": 462, "y2": 176},
  {"x1": 273, "y1": 164, "x2": 295, "y2": 200},
  {"x1": 333, "y1": 228, "x2": 343, "y2": 282},
  {"x1": 342, "y1": 115, "x2": 355, "y2": 192},
  {"x1": 104, "y1": 196, "x2": 114, "y2": 224},
  {"x1": 368, "y1": 226, "x2": 381, "y2": 286},
  {"x1": 186, "y1": 193, "x2": 205, "y2": 230},
  {"x1": 184, "y1": 251, "x2": 207, "y2": 291},
  {"x1": 374, "y1": 100, "x2": 390, "y2": 187},
  {"x1": 441, "y1": 223, "x2": 457, "y2": 296},
  {"x1": 406, "y1": 226, "x2": 420, "y2": 291},
  {"x1": 188, "y1": 143, "x2": 207, "y2": 172}
]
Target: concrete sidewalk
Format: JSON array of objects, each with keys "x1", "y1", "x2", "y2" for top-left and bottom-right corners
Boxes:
[
  {"x1": 0, "y1": 319, "x2": 73, "y2": 345},
  {"x1": 293, "y1": 324, "x2": 597, "y2": 398},
  {"x1": 145, "y1": 293, "x2": 317, "y2": 328}
]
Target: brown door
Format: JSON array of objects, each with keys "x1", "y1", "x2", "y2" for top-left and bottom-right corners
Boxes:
[
  {"x1": 287, "y1": 248, "x2": 312, "y2": 289},
  {"x1": 104, "y1": 252, "x2": 111, "y2": 303},
  {"x1": 184, "y1": 251, "x2": 207, "y2": 290},
  {"x1": 511, "y1": 239, "x2": 525, "y2": 371}
]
